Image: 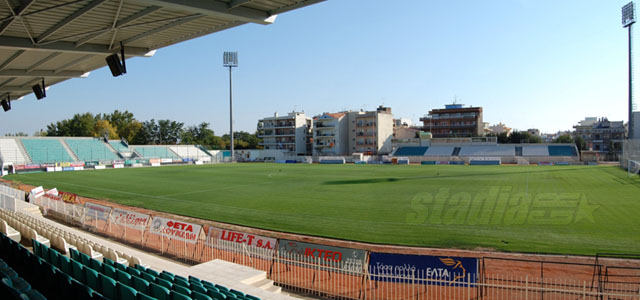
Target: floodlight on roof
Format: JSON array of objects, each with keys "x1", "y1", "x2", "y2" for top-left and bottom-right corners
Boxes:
[
  {"x1": 1, "y1": 94, "x2": 10, "y2": 112},
  {"x1": 32, "y1": 78, "x2": 46, "y2": 100},
  {"x1": 623, "y1": 2, "x2": 636, "y2": 27}
]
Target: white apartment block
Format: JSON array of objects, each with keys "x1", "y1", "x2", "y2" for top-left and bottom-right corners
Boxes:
[
  {"x1": 257, "y1": 112, "x2": 312, "y2": 155},
  {"x1": 312, "y1": 113, "x2": 349, "y2": 156},
  {"x1": 347, "y1": 106, "x2": 394, "y2": 155}
]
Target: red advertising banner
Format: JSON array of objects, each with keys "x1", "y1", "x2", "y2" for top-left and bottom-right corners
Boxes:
[{"x1": 111, "y1": 208, "x2": 150, "y2": 229}]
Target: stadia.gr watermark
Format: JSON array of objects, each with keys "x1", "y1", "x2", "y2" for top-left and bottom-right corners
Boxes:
[{"x1": 406, "y1": 187, "x2": 599, "y2": 226}]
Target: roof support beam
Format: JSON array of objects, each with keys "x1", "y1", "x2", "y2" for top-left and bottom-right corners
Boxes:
[
  {"x1": 0, "y1": 86, "x2": 32, "y2": 93},
  {"x1": 0, "y1": 36, "x2": 151, "y2": 56},
  {"x1": 0, "y1": 50, "x2": 25, "y2": 70},
  {"x1": 269, "y1": 0, "x2": 325, "y2": 15},
  {"x1": 54, "y1": 54, "x2": 93, "y2": 73},
  {"x1": 26, "y1": 52, "x2": 62, "y2": 72},
  {"x1": 36, "y1": 0, "x2": 109, "y2": 43},
  {"x1": 75, "y1": 5, "x2": 162, "y2": 46},
  {"x1": 122, "y1": 14, "x2": 203, "y2": 45},
  {"x1": 228, "y1": 0, "x2": 253, "y2": 9},
  {"x1": 131, "y1": 0, "x2": 274, "y2": 25},
  {"x1": 0, "y1": 0, "x2": 37, "y2": 36},
  {"x1": 0, "y1": 69, "x2": 87, "y2": 78}
]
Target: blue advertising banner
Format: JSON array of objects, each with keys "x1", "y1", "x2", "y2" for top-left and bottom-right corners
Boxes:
[{"x1": 368, "y1": 253, "x2": 477, "y2": 285}]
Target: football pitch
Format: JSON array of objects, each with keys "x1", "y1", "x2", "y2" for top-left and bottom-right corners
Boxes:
[{"x1": 6, "y1": 164, "x2": 640, "y2": 255}]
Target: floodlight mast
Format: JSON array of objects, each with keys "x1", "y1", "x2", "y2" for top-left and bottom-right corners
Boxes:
[
  {"x1": 223, "y1": 52, "x2": 238, "y2": 162},
  {"x1": 623, "y1": 2, "x2": 636, "y2": 139}
]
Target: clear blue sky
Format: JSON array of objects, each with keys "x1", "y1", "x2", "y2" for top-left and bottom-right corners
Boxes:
[{"x1": 1, "y1": 0, "x2": 636, "y2": 136}]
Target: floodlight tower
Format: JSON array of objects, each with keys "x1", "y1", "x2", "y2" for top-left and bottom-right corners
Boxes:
[
  {"x1": 223, "y1": 51, "x2": 238, "y2": 161},
  {"x1": 623, "y1": 2, "x2": 636, "y2": 139}
]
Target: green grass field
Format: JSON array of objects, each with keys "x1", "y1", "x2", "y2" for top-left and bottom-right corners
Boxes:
[{"x1": 6, "y1": 164, "x2": 640, "y2": 255}]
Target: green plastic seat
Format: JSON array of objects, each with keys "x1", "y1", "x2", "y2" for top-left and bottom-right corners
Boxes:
[
  {"x1": 191, "y1": 284, "x2": 207, "y2": 294},
  {"x1": 69, "y1": 248, "x2": 80, "y2": 262},
  {"x1": 71, "y1": 278, "x2": 94, "y2": 299},
  {"x1": 116, "y1": 262, "x2": 128, "y2": 272},
  {"x1": 90, "y1": 259, "x2": 103, "y2": 272},
  {"x1": 173, "y1": 284, "x2": 191, "y2": 296},
  {"x1": 59, "y1": 254, "x2": 71, "y2": 275},
  {"x1": 71, "y1": 259, "x2": 85, "y2": 283},
  {"x1": 192, "y1": 290, "x2": 213, "y2": 300},
  {"x1": 155, "y1": 277, "x2": 173, "y2": 289},
  {"x1": 135, "y1": 264, "x2": 147, "y2": 272},
  {"x1": 118, "y1": 281, "x2": 138, "y2": 300},
  {"x1": 146, "y1": 268, "x2": 160, "y2": 278},
  {"x1": 133, "y1": 275, "x2": 151, "y2": 295},
  {"x1": 80, "y1": 252, "x2": 91, "y2": 267},
  {"x1": 103, "y1": 257, "x2": 115, "y2": 267},
  {"x1": 230, "y1": 289, "x2": 244, "y2": 297},
  {"x1": 245, "y1": 295, "x2": 260, "y2": 300},
  {"x1": 188, "y1": 276, "x2": 201, "y2": 283},
  {"x1": 207, "y1": 290, "x2": 227, "y2": 300},
  {"x1": 103, "y1": 264, "x2": 117, "y2": 279},
  {"x1": 49, "y1": 250, "x2": 61, "y2": 269},
  {"x1": 117, "y1": 269, "x2": 133, "y2": 285},
  {"x1": 214, "y1": 285, "x2": 229, "y2": 292},
  {"x1": 139, "y1": 292, "x2": 158, "y2": 300},
  {"x1": 128, "y1": 266, "x2": 142, "y2": 277},
  {"x1": 171, "y1": 290, "x2": 192, "y2": 300},
  {"x1": 150, "y1": 282, "x2": 171, "y2": 300},
  {"x1": 201, "y1": 281, "x2": 215, "y2": 289},
  {"x1": 99, "y1": 273, "x2": 117, "y2": 299},
  {"x1": 160, "y1": 272, "x2": 174, "y2": 282},
  {"x1": 174, "y1": 274, "x2": 188, "y2": 282},
  {"x1": 141, "y1": 272, "x2": 156, "y2": 283},
  {"x1": 22, "y1": 288, "x2": 47, "y2": 300},
  {"x1": 174, "y1": 278, "x2": 190, "y2": 288},
  {"x1": 85, "y1": 267, "x2": 100, "y2": 291}
]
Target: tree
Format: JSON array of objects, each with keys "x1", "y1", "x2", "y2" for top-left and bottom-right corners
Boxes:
[
  {"x1": 93, "y1": 120, "x2": 118, "y2": 139},
  {"x1": 574, "y1": 136, "x2": 587, "y2": 150},
  {"x1": 132, "y1": 119, "x2": 158, "y2": 144},
  {"x1": 103, "y1": 110, "x2": 136, "y2": 139},
  {"x1": 157, "y1": 119, "x2": 183, "y2": 144},
  {"x1": 554, "y1": 134, "x2": 573, "y2": 144},
  {"x1": 46, "y1": 113, "x2": 96, "y2": 136},
  {"x1": 119, "y1": 120, "x2": 142, "y2": 143},
  {"x1": 181, "y1": 122, "x2": 216, "y2": 146},
  {"x1": 4, "y1": 132, "x2": 28, "y2": 136}
]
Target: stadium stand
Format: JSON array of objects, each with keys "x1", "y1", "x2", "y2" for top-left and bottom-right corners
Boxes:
[
  {"x1": 21, "y1": 139, "x2": 74, "y2": 163},
  {"x1": 0, "y1": 206, "x2": 269, "y2": 300},
  {"x1": 522, "y1": 145, "x2": 550, "y2": 156},
  {"x1": 0, "y1": 138, "x2": 29, "y2": 165},
  {"x1": 168, "y1": 146, "x2": 210, "y2": 160},
  {"x1": 393, "y1": 146, "x2": 429, "y2": 156},
  {"x1": 132, "y1": 146, "x2": 179, "y2": 159},
  {"x1": 458, "y1": 145, "x2": 515, "y2": 156},
  {"x1": 65, "y1": 139, "x2": 119, "y2": 161},
  {"x1": 548, "y1": 145, "x2": 578, "y2": 156},
  {"x1": 425, "y1": 146, "x2": 455, "y2": 156},
  {"x1": 109, "y1": 140, "x2": 130, "y2": 153}
]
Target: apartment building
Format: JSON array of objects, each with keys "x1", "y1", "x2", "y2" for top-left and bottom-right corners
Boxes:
[
  {"x1": 420, "y1": 104, "x2": 484, "y2": 138},
  {"x1": 312, "y1": 113, "x2": 349, "y2": 156},
  {"x1": 347, "y1": 106, "x2": 394, "y2": 155},
  {"x1": 257, "y1": 112, "x2": 312, "y2": 155},
  {"x1": 573, "y1": 117, "x2": 625, "y2": 153}
]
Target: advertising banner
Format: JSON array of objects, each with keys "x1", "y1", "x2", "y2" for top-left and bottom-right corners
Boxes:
[
  {"x1": 31, "y1": 186, "x2": 44, "y2": 198},
  {"x1": 111, "y1": 208, "x2": 150, "y2": 230},
  {"x1": 278, "y1": 240, "x2": 366, "y2": 273},
  {"x1": 58, "y1": 191, "x2": 78, "y2": 204},
  {"x1": 84, "y1": 202, "x2": 112, "y2": 221},
  {"x1": 206, "y1": 227, "x2": 276, "y2": 251},
  {"x1": 368, "y1": 253, "x2": 477, "y2": 284},
  {"x1": 149, "y1": 217, "x2": 202, "y2": 244}
]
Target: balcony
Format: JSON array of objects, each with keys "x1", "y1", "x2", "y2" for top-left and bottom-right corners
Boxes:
[
  {"x1": 315, "y1": 133, "x2": 335, "y2": 138},
  {"x1": 314, "y1": 122, "x2": 335, "y2": 128}
]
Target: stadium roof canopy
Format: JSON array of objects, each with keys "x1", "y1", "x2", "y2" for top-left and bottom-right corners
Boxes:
[{"x1": 0, "y1": 0, "x2": 323, "y2": 103}]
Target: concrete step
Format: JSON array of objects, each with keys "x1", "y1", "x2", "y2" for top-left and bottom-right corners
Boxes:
[
  {"x1": 265, "y1": 284, "x2": 282, "y2": 293},
  {"x1": 251, "y1": 278, "x2": 274, "y2": 290}
]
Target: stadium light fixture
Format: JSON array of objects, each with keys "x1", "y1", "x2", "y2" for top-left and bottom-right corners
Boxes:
[
  {"x1": 32, "y1": 78, "x2": 46, "y2": 100},
  {"x1": 623, "y1": 1, "x2": 636, "y2": 139},
  {"x1": 223, "y1": 51, "x2": 238, "y2": 161},
  {"x1": 106, "y1": 42, "x2": 127, "y2": 77}
]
